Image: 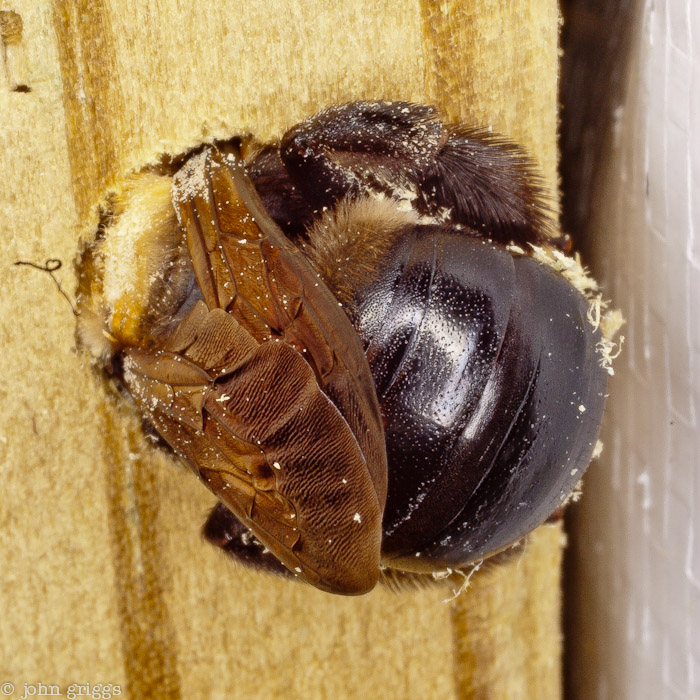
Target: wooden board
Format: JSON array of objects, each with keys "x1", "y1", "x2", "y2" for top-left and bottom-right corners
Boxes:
[{"x1": 0, "y1": 2, "x2": 561, "y2": 698}]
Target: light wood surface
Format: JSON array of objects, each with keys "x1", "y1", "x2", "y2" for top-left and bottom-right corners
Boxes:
[{"x1": 1, "y1": 2, "x2": 561, "y2": 698}]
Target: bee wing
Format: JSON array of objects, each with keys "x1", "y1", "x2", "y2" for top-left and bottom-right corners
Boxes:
[
  {"x1": 202, "y1": 502, "x2": 296, "y2": 579},
  {"x1": 171, "y1": 147, "x2": 387, "y2": 504},
  {"x1": 121, "y1": 302, "x2": 383, "y2": 593},
  {"x1": 122, "y1": 147, "x2": 388, "y2": 593}
]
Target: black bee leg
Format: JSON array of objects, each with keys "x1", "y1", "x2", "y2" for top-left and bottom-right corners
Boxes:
[
  {"x1": 416, "y1": 127, "x2": 553, "y2": 246},
  {"x1": 245, "y1": 145, "x2": 316, "y2": 240},
  {"x1": 277, "y1": 101, "x2": 552, "y2": 246},
  {"x1": 203, "y1": 503, "x2": 296, "y2": 580},
  {"x1": 279, "y1": 101, "x2": 445, "y2": 211}
]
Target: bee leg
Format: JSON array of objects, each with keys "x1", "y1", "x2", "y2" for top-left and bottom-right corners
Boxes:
[
  {"x1": 245, "y1": 145, "x2": 315, "y2": 240},
  {"x1": 203, "y1": 503, "x2": 297, "y2": 580},
  {"x1": 278, "y1": 101, "x2": 444, "y2": 211},
  {"x1": 276, "y1": 101, "x2": 552, "y2": 246},
  {"x1": 416, "y1": 127, "x2": 553, "y2": 246}
]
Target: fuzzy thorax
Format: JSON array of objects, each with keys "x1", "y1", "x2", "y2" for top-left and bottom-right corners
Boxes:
[
  {"x1": 76, "y1": 172, "x2": 190, "y2": 360},
  {"x1": 301, "y1": 195, "x2": 420, "y2": 313}
]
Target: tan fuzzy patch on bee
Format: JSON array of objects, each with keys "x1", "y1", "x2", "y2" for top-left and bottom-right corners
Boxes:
[
  {"x1": 303, "y1": 196, "x2": 419, "y2": 309},
  {"x1": 76, "y1": 172, "x2": 189, "y2": 357}
]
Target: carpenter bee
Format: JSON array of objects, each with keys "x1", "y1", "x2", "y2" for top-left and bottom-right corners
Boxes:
[{"x1": 77, "y1": 101, "x2": 617, "y2": 595}]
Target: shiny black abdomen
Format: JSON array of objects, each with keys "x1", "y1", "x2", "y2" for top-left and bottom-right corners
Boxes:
[{"x1": 356, "y1": 228, "x2": 607, "y2": 572}]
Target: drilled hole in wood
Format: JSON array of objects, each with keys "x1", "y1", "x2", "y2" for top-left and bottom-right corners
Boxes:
[{"x1": 0, "y1": 10, "x2": 30, "y2": 93}]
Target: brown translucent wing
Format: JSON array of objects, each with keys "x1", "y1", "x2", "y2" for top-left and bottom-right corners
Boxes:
[
  {"x1": 121, "y1": 147, "x2": 388, "y2": 594},
  {"x1": 170, "y1": 147, "x2": 386, "y2": 502},
  {"x1": 122, "y1": 318, "x2": 382, "y2": 593}
]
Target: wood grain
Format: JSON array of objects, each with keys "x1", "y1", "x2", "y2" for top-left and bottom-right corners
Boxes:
[{"x1": 0, "y1": 1, "x2": 561, "y2": 698}]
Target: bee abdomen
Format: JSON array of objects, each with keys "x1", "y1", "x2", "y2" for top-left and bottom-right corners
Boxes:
[{"x1": 355, "y1": 229, "x2": 607, "y2": 572}]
